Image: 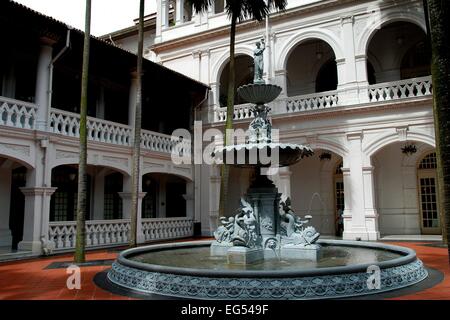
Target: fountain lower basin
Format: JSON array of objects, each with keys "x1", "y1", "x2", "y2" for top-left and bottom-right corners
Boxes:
[{"x1": 107, "y1": 239, "x2": 428, "y2": 300}]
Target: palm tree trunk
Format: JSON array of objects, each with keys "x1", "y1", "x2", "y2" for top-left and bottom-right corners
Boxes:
[
  {"x1": 218, "y1": 13, "x2": 238, "y2": 219},
  {"x1": 427, "y1": 0, "x2": 450, "y2": 255},
  {"x1": 74, "y1": 0, "x2": 91, "y2": 263},
  {"x1": 129, "y1": 0, "x2": 145, "y2": 248}
]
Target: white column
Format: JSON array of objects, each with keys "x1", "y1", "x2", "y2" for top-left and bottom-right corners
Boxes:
[
  {"x1": 175, "y1": 0, "x2": 183, "y2": 24},
  {"x1": 337, "y1": 16, "x2": 360, "y2": 105},
  {"x1": 120, "y1": 174, "x2": 146, "y2": 243},
  {"x1": 93, "y1": 171, "x2": 105, "y2": 220},
  {"x1": 158, "y1": 176, "x2": 167, "y2": 218},
  {"x1": 18, "y1": 187, "x2": 56, "y2": 253},
  {"x1": 277, "y1": 167, "x2": 292, "y2": 198},
  {"x1": 35, "y1": 37, "x2": 55, "y2": 131},
  {"x1": 161, "y1": 0, "x2": 170, "y2": 28},
  {"x1": 118, "y1": 192, "x2": 146, "y2": 243},
  {"x1": 342, "y1": 132, "x2": 368, "y2": 240},
  {"x1": 362, "y1": 165, "x2": 380, "y2": 240},
  {"x1": 128, "y1": 71, "x2": 138, "y2": 128},
  {"x1": 208, "y1": 165, "x2": 220, "y2": 232},
  {"x1": 200, "y1": 49, "x2": 210, "y2": 84},
  {"x1": 194, "y1": 165, "x2": 202, "y2": 223},
  {"x1": 274, "y1": 70, "x2": 287, "y2": 98},
  {"x1": 0, "y1": 168, "x2": 12, "y2": 246},
  {"x1": 319, "y1": 168, "x2": 335, "y2": 235},
  {"x1": 185, "y1": 181, "x2": 195, "y2": 219},
  {"x1": 355, "y1": 54, "x2": 370, "y2": 103},
  {"x1": 155, "y1": 0, "x2": 163, "y2": 42},
  {"x1": 192, "y1": 50, "x2": 201, "y2": 81}
]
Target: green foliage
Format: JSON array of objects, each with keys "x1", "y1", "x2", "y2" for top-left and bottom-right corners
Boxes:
[{"x1": 426, "y1": 0, "x2": 450, "y2": 258}]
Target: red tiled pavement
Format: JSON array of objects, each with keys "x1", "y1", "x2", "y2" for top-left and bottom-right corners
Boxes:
[
  {"x1": 384, "y1": 242, "x2": 450, "y2": 300},
  {"x1": 0, "y1": 241, "x2": 448, "y2": 300}
]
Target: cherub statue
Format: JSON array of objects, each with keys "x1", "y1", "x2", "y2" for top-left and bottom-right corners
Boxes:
[
  {"x1": 214, "y1": 216, "x2": 235, "y2": 243},
  {"x1": 279, "y1": 195, "x2": 320, "y2": 245},
  {"x1": 232, "y1": 198, "x2": 259, "y2": 248}
]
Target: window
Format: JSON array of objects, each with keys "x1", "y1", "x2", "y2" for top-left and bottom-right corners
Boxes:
[
  {"x1": 104, "y1": 173, "x2": 123, "y2": 220},
  {"x1": 419, "y1": 152, "x2": 437, "y2": 169}
]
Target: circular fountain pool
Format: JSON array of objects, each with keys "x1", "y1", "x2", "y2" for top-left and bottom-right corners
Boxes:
[{"x1": 107, "y1": 240, "x2": 428, "y2": 300}]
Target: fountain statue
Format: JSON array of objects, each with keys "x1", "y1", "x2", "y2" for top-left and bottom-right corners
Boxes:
[
  {"x1": 253, "y1": 39, "x2": 266, "y2": 84},
  {"x1": 211, "y1": 39, "x2": 320, "y2": 263}
]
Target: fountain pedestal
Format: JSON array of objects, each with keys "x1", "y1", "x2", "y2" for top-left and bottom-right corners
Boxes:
[{"x1": 227, "y1": 247, "x2": 265, "y2": 265}]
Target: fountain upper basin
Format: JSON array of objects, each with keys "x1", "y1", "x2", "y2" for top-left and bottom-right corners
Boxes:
[
  {"x1": 237, "y1": 83, "x2": 282, "y2": 104},
  {"x1": 212, "y1": 143, "x2": 313, "y2": 168}
]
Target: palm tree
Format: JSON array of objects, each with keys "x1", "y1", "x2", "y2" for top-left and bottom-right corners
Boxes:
[
  {"x1": 129, "y1": 0, "x2": 145, "y2": 248},
  {"x1": 426, "y1": 0, "x2": 450, "y2": 259},
  {"x1": 186, "y1": 0, "x2": 287, "y2": 219},
  {"x1": 74, "y1": 0, "x2": 91, "y2": 263}
]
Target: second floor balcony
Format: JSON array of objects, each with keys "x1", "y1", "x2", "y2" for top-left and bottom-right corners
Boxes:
[
  {"x1": 209, "y1": 20, "x2": 433, "y2": 124},
  {"x1": 0, "y1": 95, "x2": 192, "y2": 158},
  {"x1": 213, "y1": 75, "x2": 433, "y2": 123}
]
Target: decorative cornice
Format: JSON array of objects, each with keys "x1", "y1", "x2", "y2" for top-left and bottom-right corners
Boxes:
[
  {"x1": 396, "y1": 126, "x2": 409, "y2": 141},
  {"x1": 347, "y1": 131, "x2": 363, "y2": 141},
  {"x1": 118, "y1": 192, "x2": 147, "y2": 200},
  {"x1": 20, "y1": 187, "x2": 57, "y2": 197},
  {"x1": 340, "y1": 15, "x2": 354, "y2": 25}
]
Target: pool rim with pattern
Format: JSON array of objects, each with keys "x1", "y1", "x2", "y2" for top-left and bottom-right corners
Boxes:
[{"x1": 113, "y1": 239, "x2": 420, "y2": 278}]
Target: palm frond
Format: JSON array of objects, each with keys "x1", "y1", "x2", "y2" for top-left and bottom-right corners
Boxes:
[
  {"x1": 185, "y1": 0, "x2": 212, "y2": 14},
  {"x1": 186, "y1": 0, "x2": 286, "y2": 22}
]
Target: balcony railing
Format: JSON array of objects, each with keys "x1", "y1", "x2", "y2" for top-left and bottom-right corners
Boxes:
[
  {"x1": 0, "y1": 96, "x2": 37, "y2": 129},
  {"x1": 141, "y1": 217, "x2": 194, "y2": 242},
  {"x1": 141, "y1": 129, "x2": 191, "y2": 156},
  {"x1": 48, "y1": 217, "x2": 194, "y2": 251},
  {"x1": 49, "y1": 108, "x2": 190, "y2": 157},
  {"x1": 285, "y1": 90, "x2": 339, "y2": 113},
  {"x1": 368, "y1": 76, "x2": 432, "y2": 102},
  {"x1": 215, "y1": 103, "x2": 254, "y2": 122},
  {"x1": 49, "y1": 108, "x2": 132, "y2": 146}
]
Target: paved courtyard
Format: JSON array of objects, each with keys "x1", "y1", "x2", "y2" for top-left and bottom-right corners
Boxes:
[{"x1": 0, "y1": 239, "x2": 448, "y2": 300}]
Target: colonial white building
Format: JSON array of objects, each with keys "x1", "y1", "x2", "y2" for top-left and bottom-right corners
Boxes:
[
  {"x1": 137, "y1": 0, "x2": 438, "y2": 241},
  {"x1": 0, "y1": 0, "x2": 440, "y2": 258}
]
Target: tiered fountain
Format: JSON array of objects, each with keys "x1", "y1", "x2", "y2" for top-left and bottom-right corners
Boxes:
[
  {"x1": 209, "y1": 39, "x2": 319, "y2": 264},
  {"x1": 105, "y1": 40, "x2": 428, "y2": 300}
]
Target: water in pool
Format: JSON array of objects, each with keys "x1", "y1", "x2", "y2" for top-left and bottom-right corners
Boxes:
[{"x1": 130, "y1": 245, "x2": 403, "y2": 271}]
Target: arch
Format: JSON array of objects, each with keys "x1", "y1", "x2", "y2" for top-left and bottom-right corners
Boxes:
[
  {"x1": 211, "y1": 46, "x2": 255, "y2": 87},
  {"x1": 0, "y1": 149, "x2": 34, "y2": 169},
  {"x1": 308, "y1": 139, "x2": 349, "y2": 159},
  {"x1": 363, "y1": 131, "x2": 435, "y2": 161},
  {"x1": 357, "y1": 10, "x2": 427, "y2": 56},
  {"x1": 277, "y1": 29, "x2": 345, "y2": 71},
  {"x1": 319, "y1": 151, "x2": 344, "y2": 172},
  {"x1": 141, "y1": 166, "x2": 193, "y2": 182},
  {"x1": 50, "y1": 157, "x2": 130, "y2": 177}
]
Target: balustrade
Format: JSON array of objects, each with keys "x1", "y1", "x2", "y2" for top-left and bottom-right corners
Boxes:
[
  {"x1": 0, "y1": 97, "x2": 37, "y2": 129},
  {"x1": 368, "y1": 76, "x2": 432, "y2": 102},
  {"x1": 48, "y1": 217, "x2": 194, "y2": 251}
]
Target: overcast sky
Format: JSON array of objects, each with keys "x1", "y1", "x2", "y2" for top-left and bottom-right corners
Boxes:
[{"x1": 14, "y1": 0, "x2": 157, "y2": 36}]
